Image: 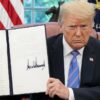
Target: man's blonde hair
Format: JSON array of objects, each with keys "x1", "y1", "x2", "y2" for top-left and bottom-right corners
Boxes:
[{"x1": 58, "y1": 1, "x2": 96, "y2": 23}]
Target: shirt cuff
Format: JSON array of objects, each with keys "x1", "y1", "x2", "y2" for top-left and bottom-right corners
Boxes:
[{"x1": 68, "y1": 88, "x2": 75, "y2": 100}]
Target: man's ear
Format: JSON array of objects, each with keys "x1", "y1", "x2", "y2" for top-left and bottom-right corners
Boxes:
[
  {"x1": 90, "y1": 28, "x2": 97, "y2": 39},
  {"x1": 59, "y1": 24, "x2": 64, "y2": 33}
]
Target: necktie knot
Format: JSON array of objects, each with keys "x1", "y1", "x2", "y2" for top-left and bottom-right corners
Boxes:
[{"x1": 71, "y1": 50, "x2": 79, "y2": 57}]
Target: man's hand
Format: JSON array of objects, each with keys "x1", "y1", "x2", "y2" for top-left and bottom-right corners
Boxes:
[{"x1": 46, "y1": 78, "x2": 69, "y2": 99}]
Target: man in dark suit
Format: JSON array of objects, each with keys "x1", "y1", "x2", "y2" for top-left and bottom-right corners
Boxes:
[
  {"x1": 44, "y1": 1, "x2": 100, "y2": 100},
  {"x1": 1, "y1": 1, "x2": 100, "y2": 100}
]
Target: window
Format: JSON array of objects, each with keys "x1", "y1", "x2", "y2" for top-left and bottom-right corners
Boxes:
[{"x1": 24, "y1": 0, "x2": 74, "y2": 24}]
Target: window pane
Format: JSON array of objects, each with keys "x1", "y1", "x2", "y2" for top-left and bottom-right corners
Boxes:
[
  {"x1": 24, "y1": 10, "x2": 32, "y2": 24},
  {"x1": 34, "y1": 0, "x2": 60, "y2": 8},
  {"x1": 24, "y1": 0, "x2": 32, "y2": 7},
  {"x1": 33, "y1": 9, "x2": 51, "y2": 23}
]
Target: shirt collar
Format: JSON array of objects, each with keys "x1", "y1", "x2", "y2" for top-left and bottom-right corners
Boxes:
[{"x1": 63, "y1": 35, "x2": 84, "y2": 56}]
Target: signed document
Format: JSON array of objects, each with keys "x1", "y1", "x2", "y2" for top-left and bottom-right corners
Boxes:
[{"x1": 0, "y1": 25, "x2": 49, "y2": 96}]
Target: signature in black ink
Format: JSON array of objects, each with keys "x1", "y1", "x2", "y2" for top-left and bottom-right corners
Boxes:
[{"x1": 27, "y1": 58, "x2": 45, "y2": 70}]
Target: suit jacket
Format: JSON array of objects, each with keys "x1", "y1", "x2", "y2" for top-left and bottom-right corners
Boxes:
[{"x1": 46, "y1": 34, "x2": 100, "y2": 100}]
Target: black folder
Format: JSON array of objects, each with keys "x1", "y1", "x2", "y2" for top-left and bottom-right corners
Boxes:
[{"x1": 0, "y1": 25, "x2": 49, "y2": 96}]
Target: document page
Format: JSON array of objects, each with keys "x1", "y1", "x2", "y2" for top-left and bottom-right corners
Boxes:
[
  {"x1": 0, "y1": 30, "x2": 10, "y2": 96},
  {"x1": 8, "y1": 25, "x2": 49, "y2": 95}
]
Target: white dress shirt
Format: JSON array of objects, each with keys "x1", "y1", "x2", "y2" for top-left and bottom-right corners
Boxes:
[{"x1": 63, "y1": 36, "x2": 84, "y2": 100}]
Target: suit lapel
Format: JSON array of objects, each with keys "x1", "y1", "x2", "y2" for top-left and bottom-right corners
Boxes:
[
  {"x1": 51, "y1": 35, "x2": 65, "y2": 84},
  {"x1": 80, "y1": 37, "x2": 96, "y2": 87}
]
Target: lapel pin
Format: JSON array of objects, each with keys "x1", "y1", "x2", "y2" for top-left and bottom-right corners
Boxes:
[{"x1": 89, "y1": 57, "x2": 94, "y2": 62}]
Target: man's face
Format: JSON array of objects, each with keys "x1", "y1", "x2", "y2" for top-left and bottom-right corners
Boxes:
[{"x1": 61, "y1": 15, "x2": 93, "y2": 50}]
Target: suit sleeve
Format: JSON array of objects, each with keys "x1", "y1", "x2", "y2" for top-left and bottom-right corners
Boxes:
[{"x1": 73, "y1": 86, "x2": 100, "y2": 100}]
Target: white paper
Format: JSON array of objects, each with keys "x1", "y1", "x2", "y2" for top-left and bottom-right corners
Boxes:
[
  {"x1": 0, "y1": 30, "x2": 10, "y2": 95},
  {"x1": 8, "y1": 25, "x2": 49, "y2": 95}
]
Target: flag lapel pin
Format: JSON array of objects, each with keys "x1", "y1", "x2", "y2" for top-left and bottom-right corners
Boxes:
[{"x1": 89, "y1": 57, "x2": 94, "y2": 62}]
